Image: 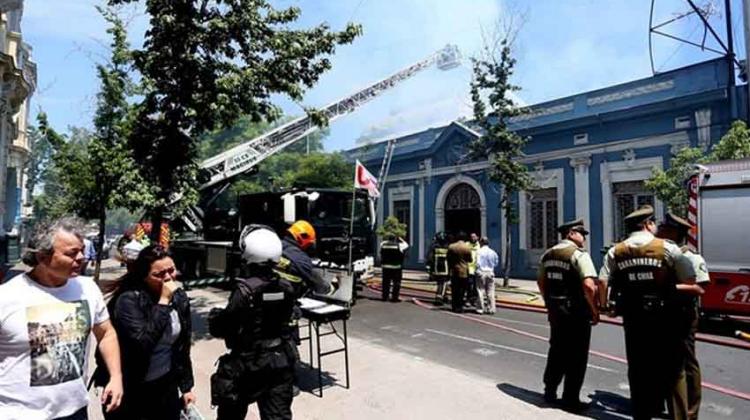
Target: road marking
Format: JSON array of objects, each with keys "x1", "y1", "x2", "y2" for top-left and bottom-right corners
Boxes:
[
  {"x1": 705, "y1": 402, "x2": 734, "y2": 416},
  {"x1": 411, "y1": 333, "x2": 424, "y2": 338},
  {"x1": 425, "y1": 328, "x2": 618, "y2": 373},
  {"x1": 490, "y1": 316, "x2": 550, "y2": 329},
  {"x1": 618, "y1": 382, "x2": 630, "y2": 391},
  {"x1": 472, "y1": 348, "x2": 498, "y2": 357}
]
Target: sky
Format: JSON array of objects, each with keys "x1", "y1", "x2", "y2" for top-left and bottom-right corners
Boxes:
[{"x1": 22, "y1": 0, "x2": 749, "y2": 153}]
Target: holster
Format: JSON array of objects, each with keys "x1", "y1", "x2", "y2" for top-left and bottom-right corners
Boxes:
[{"x1": 211, "y1": 353, "x2": 246, "y2": 407}]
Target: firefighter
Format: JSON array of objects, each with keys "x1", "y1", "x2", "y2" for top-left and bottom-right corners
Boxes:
[
  {"x1": 600, "y1": 205, "x2": 694, "y2": 420},
  {"x1": 427, "y1": 232, "x2": 450, "y2": 305},
  {"x1": 380, "y1": 233, "x2": 407, "y2": 302},
  {"x1": 276, "y1": 220, "x2": 335, "y2": 297},
  {"x1": 538, "y1": 219, "x2": 599, "y2": 412},
  {"x1": 657, "y1": 212, "x2": 709, "y2": 420},
  {"x1": 209, "y1": 225, "x2": 298, "y2": 420}
]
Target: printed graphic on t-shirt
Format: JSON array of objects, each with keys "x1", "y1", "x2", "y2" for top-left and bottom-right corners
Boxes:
[{"x1": 26, "y1": 300, "x2": 91, "y2": 386}]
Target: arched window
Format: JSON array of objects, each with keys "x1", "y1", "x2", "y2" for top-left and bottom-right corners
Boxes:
[{"x1": 445, "y1": 183, "x2": 481, "y2": 210}]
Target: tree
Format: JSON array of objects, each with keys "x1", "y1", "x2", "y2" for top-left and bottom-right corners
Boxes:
[
  {"x1": 377, "y1": 216, "x2": 407, "y2": 239},
  {"x1": 37, "y1": 8, "x2": 153, "y2": 282},
  {"x1": 467, "y1": 38, "x2": 532, "y2": 287},
  {"x1": 646, "y1": 120, "x2": 750, "y2": 216},
  {"x1": 109, "y1": 0, "x2": 361, "y2": 240}
]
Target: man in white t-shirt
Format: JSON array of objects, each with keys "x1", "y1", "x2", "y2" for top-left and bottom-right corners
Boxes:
[{"x1": 0, "y1": 217, "x2": 123, "y2": 420}]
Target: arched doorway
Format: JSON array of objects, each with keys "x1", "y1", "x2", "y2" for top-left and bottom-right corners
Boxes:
[{"x1": 444, "y1": 183, "x2": 481, "y2": 236}]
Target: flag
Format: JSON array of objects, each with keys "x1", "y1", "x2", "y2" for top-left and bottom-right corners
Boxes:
[{"x1": 355, "y1": 160, "x2": 380, "y2": 198}]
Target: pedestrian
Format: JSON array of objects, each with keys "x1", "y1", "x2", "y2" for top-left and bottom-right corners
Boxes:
[
  {"x1": 656, "y1": 212, "x2": 709, "y2": 420},
  {"x1": 209, "y1": 225, "x2": 298, "y2": 420},
  {"x1": 94, "y1": 245, "x2": 196, "y2": 420},
  {"x1": 426, "y1": 232, "x2": 450, "y2": 305},
  {"x1": 379, "y1": 233, "x2": 407, "y2": 302},
  {"x1": 475, "y1": 237, "x2": 499, "y2": 315},
  {"x1": 466, "y1": 232, "x2": 480, "y2": 308},
  {"x1": 600, "y1": 205, "x2": 694, "y2": 420},
  {"x1": 0, "y1": 217, "x2": 123, "y2": 419},
  {"x1": 447, "y1": 232, "x2": 472, "y2": 313},
  {"x1": 81, "y1": 236, "x2": 96, "y2": 275},
  {"x1": 538, "y1": 219, "x2": 599, "y2": 412}
]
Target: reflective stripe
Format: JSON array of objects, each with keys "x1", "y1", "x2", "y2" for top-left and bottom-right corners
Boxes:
[
  {"x1": 273, "y1": 269, "x2": 303, "y2": 283},
  {"x1": 382, "y1": 264, "x2": 402, "y2": 269},
  {"x1": 263, "y1": 292, "x2": 284, "y2": 301}
]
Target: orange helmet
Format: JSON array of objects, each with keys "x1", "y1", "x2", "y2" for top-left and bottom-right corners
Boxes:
[{"x1": 288, "y1": 220, "x2": 316, "y2": 250}]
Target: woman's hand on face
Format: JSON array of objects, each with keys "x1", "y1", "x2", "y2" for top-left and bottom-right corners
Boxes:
[
  {"x1": 182, "y1": 390, "x2": 197, "y2": 408},
  {"x1": 158, "y1": 280, "x2": 180, "y2": 305}
]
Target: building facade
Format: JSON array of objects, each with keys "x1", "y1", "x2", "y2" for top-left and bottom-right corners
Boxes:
[
  {"x1": 0, "y1": 0, "x2": 35, "y2": 261},
  {"x1": 346, "y1": 58, "x2": 745, "y2": 279}
]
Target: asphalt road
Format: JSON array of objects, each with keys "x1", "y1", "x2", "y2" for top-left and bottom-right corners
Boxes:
[{"x1": 342, "y1": 287, "x2": 750, "y2": 420}]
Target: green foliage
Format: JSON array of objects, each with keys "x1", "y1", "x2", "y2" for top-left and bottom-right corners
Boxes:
[
  {"x1": 467, "y1": 38, "x2": 531, "y2": 282},
  {"x1": 646, "y1": 120, "x2": 750, "y2": 217},
  {"x1": 377, "y1": 216, "x2": 406, "y2": 239},
  {"x1": 468, "y1": 40, "x2": 532, "y2": 214},
  {"x1": 229, "y1": 152, "x2": 353, "y2": 196},
  {"x1": 711, "y1": 120, "x2": 750, "y2": 160},
  {"x1": 108, "y1": 0, "x2": 362, "y2": 228}
]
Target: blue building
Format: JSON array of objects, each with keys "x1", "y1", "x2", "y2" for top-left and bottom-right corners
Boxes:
[{"x1": 345, "y1": 58, "x2": 747, "y2": 279}]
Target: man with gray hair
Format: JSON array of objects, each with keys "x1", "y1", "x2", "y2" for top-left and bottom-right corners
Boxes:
[{"x1": 0, "y1": 217, "x2": 124, "y2": 419}]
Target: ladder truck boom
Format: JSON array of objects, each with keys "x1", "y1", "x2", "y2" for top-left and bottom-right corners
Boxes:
[{"x1": 199, "y1": 44, "x2": 461, "y2": 190}]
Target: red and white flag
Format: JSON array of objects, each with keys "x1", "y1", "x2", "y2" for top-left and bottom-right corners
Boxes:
[{"x1": 355, "y1": 160, "x2": 380, "y2": 198}]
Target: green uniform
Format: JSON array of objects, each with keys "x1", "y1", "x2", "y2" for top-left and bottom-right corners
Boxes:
[
  {"x1": 600, "y1": 231, "x2": 694, "y2": 420},
  {"x1": 677, "y1": 248, "x2": 709, "y2": 420},
  {"x1": 538, "y1": 239, "x2": 597, "y2": 404}
]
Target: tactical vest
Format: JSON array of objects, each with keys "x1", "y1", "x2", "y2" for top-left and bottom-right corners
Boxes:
[
  {"x1": 381, "y1": 241, "x2": 403, "y2": 269},
  {"x1": 432, "y1": 247, "x2": 449, "y2": 276},
  {"x1": 612, "y1": 238, "x2": 675, "y2": 314},
  {"x1": 229, "y1": 274, "x2": 296, "y2": 352},
  {"x1": 541, "y1": 244, "x2": 589, "y2": 318}
]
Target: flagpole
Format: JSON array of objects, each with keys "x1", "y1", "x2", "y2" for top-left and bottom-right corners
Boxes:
[{"x1": 347, "y1": 187, "x2": 356, "y2": 275}]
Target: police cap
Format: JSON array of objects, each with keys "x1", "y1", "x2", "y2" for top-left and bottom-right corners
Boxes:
[
  {"x1": 623, "y1": 205, "x2": 655, "y2": 226},
  {"x1": 558, "y1": 218, "x2": 589, "y2": 235},
  {"x1": 664, "y1": 212, "x2": 692, "y2": 231}
]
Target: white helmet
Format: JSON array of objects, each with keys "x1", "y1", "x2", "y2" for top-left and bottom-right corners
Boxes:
[{"x1": 239, "y1": 225, "x2": 282, "y2": 265}]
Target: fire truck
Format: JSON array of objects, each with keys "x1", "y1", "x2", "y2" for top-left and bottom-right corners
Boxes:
[
  {"x1": 687, "y1": 158, "x2": 750, "y2": 317},
  {"x1": 167, "y1": 45, "x2": 461, "y2": 283}
]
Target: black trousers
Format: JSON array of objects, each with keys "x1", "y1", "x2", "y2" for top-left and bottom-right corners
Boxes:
[
  {"x1": 382, "y1": 268, "x2": 403, "y2": 301},
  {"x1": 450, "y1": 276, "x2": 467, "y2": 312},
  {"x1": 543, "y1": 314, "x2": 592, "y2": 402},
  {"x1": 217, "y1": 367, "x2": 294, "y2": 420},
  {"x1": 55, "y1": 407, "x2": 88, "y2": 420},
  {"x1": 623, "y1": 310, "x2": 686, "y2": 420},
  {"x1": 104, "y1": 371, "x2": 182, "y2": 420}
]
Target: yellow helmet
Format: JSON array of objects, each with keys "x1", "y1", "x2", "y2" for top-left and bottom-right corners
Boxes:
[{"x1": 287, "y1": 220, "x2": 316, "y2": 250}]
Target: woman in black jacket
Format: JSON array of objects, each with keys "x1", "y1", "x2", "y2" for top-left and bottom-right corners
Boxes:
[{"x1": 102, "y1": 245, "x2": 196, "y2": 420}]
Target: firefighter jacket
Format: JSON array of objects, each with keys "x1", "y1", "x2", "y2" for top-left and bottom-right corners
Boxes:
[
  {"x1": 275, "y1": 236, "x2": 333, "y2": 297},
  {"x1": 427, "y1": 244, "x2": 449, "y2": 277},
  {"x1": 380, "y1": 239, "x2": 405, "y2": 270}
]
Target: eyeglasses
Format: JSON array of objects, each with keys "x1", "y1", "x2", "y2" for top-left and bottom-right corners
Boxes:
[{"x1": 150, "y1": 266, "x2": 177, "y2": 279}]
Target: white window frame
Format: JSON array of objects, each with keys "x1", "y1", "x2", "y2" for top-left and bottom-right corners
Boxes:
[{"x1": 388, "y1": 185, "x2": 414, "y2": 245}]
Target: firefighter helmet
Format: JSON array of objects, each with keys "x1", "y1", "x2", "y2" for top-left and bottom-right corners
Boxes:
[
  {"x1": 287, "y1": 220, "x2": 316, "y2": 250},
  {"x1": 239, "y1": 224, "x2": 282, "y2": 265}
]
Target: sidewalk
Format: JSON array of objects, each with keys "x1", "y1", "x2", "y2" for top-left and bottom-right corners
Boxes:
[{"x1": 85, "y1": 269, "x2": 582, "y2": 420}]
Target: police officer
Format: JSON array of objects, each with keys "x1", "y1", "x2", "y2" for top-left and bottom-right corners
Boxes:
[
  {"x1": 538, "y1": 219, "x2": 599, "y2": 411},
  {"x1": 427, "y1": 232, "x2": 450, "y2": 305},
  {"x1": 447, "y1": 232, "x2": 473, "y2": 313},
  {"x1": 657, "y1": 212, "x2": 709, "y2": 420},
  {"x1": 380, "y1": 233, "x2": 406, "y2": 302},
  {"x1": 209, "y1": 225, "x2": 297, "y2": 420},
  {"x1": 600, "y1": 205, "x2": 694, "y2": 420},
  {"x1": 276, "y1": 220, "x2": 335, "y2": 297}
]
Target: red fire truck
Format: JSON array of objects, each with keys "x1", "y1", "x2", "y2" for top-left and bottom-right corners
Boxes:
[{"x1": 687, "y1": 158, "x2": 750, "y2": 317}]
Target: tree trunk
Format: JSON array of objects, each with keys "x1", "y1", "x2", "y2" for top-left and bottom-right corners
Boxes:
[
  {"x1": 93, "y1": 206, "x2": 106, "y2": 285},
  {"x1": 150, "y1": 207, "x2": 163, "y2": 244},
  {"x1": 503, "y1": 211, "x2": 512, "y2": 288}
]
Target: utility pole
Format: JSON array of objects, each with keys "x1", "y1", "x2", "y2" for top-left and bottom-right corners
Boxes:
[
  {"x1": 743, "y1": 0, "x2": 750, "y2": 121},
  {"x1": 727, "y1": 0, "x2": 738, "y2": 119}
]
